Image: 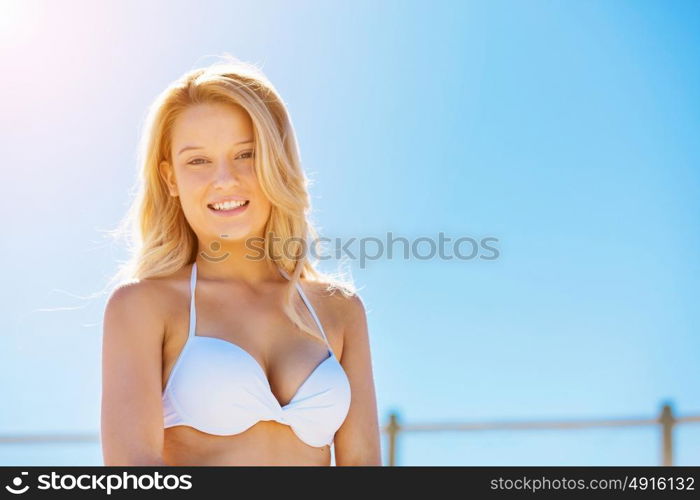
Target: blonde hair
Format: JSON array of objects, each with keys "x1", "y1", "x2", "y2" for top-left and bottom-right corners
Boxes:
[{"x1": 107, "y1": 54, "x2": 356, "y2": 338}]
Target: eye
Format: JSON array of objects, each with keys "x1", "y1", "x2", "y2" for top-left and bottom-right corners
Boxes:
[{"x1": 187, "y1": 151, "x2": 254, "y2": 165}]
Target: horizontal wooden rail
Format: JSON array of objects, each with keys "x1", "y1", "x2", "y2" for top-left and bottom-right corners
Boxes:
[{"x1": 380, "y1": 402, "x2": 700, "y2": 466}]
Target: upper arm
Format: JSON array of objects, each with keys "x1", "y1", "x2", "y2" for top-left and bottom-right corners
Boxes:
[
  {"x1": 333, "y1": 293, "x2": 382, "y2": 466},
  {"x1": 100, "y1": 280, "x2": 166, "y2": 465}
]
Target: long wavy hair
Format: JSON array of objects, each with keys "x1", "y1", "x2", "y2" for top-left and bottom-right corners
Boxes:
[{"x1": 107, "y1": 55, "x2": 356, "y2": 338}]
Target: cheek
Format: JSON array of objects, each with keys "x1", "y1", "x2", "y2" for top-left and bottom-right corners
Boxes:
[
  {"x1": 253, "y1": 197, "x2": 272, "y2": 226},
  {"x1": 255, "y1": 196, "x2": 272, "y2": 218},
  {"x1": 248, "y1": 173, "x2": 271, "y2": 210},
  {"x1": 178, "y1": 177, "x2": 208, "y2": 213}
]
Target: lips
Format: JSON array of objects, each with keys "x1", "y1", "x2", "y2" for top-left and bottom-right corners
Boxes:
[
  {"x1": 208, "y1": 196, "x2": 249, "y2": 205},
  {"x1": 207, "y1": 200, "x2": 249, "y2": 210},
  {"x1": 207, "y1": 200, "x2": 250, "y2": 217}
]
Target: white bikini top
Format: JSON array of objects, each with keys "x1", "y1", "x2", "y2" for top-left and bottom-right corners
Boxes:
[{"x1": 162, "y1": 262, "x2": 352, "y2": 448}]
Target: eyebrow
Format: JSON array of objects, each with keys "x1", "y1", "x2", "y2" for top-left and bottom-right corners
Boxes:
[{"x1": 177, "y1": 139, "x2": 255, "y2": 156}]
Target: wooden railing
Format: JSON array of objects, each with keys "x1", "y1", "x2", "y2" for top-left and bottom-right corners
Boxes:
[{"x1": 381, "y1": 402, "x2": 700, "y2": 466}]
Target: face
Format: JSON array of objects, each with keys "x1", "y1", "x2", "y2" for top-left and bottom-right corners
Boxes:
[{"x1": 159, "y1": 102, "x2": 272, "y2": 246}]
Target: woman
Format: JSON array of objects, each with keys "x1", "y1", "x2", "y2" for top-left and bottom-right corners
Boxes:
[{"x1": 100, "y1": 56, "x2": 381, "y2": 466}]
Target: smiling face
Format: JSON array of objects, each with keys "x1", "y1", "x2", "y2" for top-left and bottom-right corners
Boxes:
[{"x1": 159, "y1": 102, "x2": 272, "y2": 245}]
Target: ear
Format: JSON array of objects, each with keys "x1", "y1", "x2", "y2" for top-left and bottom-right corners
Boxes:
[{"x1": 159, "y1": 161, "x2": 179, "y2": 197}]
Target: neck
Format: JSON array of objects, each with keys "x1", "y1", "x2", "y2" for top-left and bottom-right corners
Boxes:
[{"x1": 194, "y1": 235, "x2": 286, "y2": 286}]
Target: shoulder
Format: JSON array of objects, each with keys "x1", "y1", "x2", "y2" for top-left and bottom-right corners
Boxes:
[
  {"x1": 104, "y1": 279, "x2": 163, "y2": 317},
  {"x1": 102, "y1": 277, "x2": 174, "y2": 347},
  {"x1": 301, "y1": 280, "x2": 369, "y2": 343},
  {"x1": 326, "y1": 289, "x2": 371, "y2": 366},
  {"x1": 104, "y1": 265, "x2": 190, "y2": 322},
  {"x1": 104, "y1": 280, "x2": 158, "y2": 331},
  {"x1": 337, "y1": 292, "x2": 369, "y2": 341}
]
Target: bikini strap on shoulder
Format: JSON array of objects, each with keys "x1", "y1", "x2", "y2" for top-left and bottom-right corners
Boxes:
[
  {"x1": 188, "y1": 262, "x2": 197, "y2": 338},
  {"x1": 277, "y1": 267, "x2": 333, "y2": 355},
  {"x1": 295, "y1": 282, "x2": 332, "y2": 354}
]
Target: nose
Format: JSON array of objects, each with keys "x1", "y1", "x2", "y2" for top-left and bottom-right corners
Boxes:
[{"x1": 212, "y1": 159, "x2": 241, "y2": 189}]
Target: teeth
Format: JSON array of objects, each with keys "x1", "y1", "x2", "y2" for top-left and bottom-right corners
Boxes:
[{"x1": 211, "y1": 200, "x2": 247, "y2": 211}]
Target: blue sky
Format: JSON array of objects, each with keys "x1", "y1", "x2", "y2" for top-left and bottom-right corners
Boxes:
[{"x1": 0, "y1": 0, "x2": 698, "y2": 465}]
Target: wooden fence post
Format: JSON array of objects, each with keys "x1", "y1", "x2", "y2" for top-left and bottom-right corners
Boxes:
[
  {"x1": 659, "y1": 403, "x2": 675, "y2": 466},
  {"x1": 386, "y1": 411, "x2": 400, "y2": 466}
]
